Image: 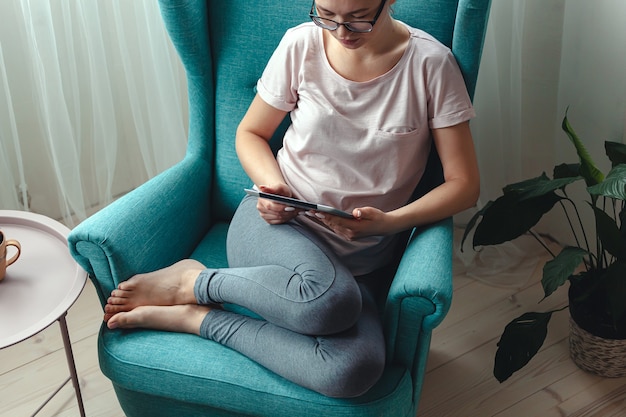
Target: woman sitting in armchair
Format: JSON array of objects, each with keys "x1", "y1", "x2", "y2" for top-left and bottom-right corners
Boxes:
[{"x1": 103, "y1": 0, "x2": 479, "y2": 398}]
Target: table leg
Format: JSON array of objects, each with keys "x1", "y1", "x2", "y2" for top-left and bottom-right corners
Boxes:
[{"x1": 58, "y1": 312, "x2": 86, "y2": 417}]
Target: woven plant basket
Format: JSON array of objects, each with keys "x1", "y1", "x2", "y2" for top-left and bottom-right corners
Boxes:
[{"x1": 569, "y1": 317, "x2": 626, "y2": 378}]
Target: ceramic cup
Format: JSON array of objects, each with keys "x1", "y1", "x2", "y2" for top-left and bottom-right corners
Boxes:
[{"x1": 0, "y1": 230, "x2": 21, "y2": 281}]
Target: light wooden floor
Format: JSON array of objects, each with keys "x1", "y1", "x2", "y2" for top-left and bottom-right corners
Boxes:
[{"x1": 1, "y1": 232, "x2": 625, "y2": 416}]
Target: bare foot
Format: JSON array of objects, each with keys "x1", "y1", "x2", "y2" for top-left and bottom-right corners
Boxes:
[
  {"x1": 104, "y1": 259, "x2": 205, "y2": 322},
  {"x1": 107, "y1": 304, "x2": 211, "y2": 335}
]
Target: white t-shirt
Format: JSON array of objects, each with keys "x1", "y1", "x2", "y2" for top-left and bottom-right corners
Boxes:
[{"x1": 256, "y1": 22, "x2": 475, "y2": 275}]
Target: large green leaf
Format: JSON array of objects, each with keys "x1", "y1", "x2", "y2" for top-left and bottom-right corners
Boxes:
[
  {"x1": 503, "y1": 173, "x2": 579, "y2": 200},
  {"x1": 472, "y1": 192, "x2": 563, "y2": 247},
  {"x1": 605, "y1": 141, "x2": 626, "y2": 167},
  {"x1": 553, "y1": 163, "x2": 581, "y2": 180},
  {"x1": 591, "y1": 204, "x2": 626, "y2": 260},
  {"x1": 503, "y1": 173, "x2": 550, "y2": 194},
  {"x1": 541, "y1": 246, "x2": 588, "y2": 299},
  {"x1": 494, "y1": 311, "x2": 552, "y2": 383},
  {"x1": 587, "y1": 164, "x2": 626, "y2": 201},
  {"x1": 460, "y1": 200, "x2": 493, "y2": 252},
  {"x1": 562, "y1": 114, "x2": 604, "y2": 186}
]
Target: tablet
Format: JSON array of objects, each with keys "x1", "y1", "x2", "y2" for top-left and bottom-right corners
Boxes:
[{"x1": 244, "y1": 189, "x2": 354, "y2": 218}]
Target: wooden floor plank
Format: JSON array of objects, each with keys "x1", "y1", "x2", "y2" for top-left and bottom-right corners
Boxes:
[
  {"x1": 560, "y1": 379, "x2": 626, "y2": 417},
  {"x1": 499, "y1": 371, "x2": 626, "y2": 417}
]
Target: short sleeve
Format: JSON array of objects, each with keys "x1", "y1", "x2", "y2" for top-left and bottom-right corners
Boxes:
[
  {"x1": 426, "y1": 50, "x2": 475, "y2": 129},
  {"x1": 256, "y1": 28, "x2": 304, "y2": 112}
]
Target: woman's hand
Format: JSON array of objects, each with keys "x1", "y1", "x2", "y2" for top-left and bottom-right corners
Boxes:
[
  {"x1": 312, "y1": 206, "x2": 392, "y2": 241},
  {"x1": 255, "y1": 184, "x2": 300, "y2": 225}
]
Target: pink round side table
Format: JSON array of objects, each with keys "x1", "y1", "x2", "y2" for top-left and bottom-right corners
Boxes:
[{"x1": 0, "y1": 210, "x2": 87, "y2": 417}]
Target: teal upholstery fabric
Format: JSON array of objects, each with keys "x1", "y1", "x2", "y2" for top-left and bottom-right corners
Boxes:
[{"x1": 68, "y1": 0, "x2": 491, "y2": 415}]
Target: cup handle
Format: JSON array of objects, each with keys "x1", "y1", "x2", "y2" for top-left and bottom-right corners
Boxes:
[{"x1": 5, "y1": 240, "x2": 21, "y2": 266}]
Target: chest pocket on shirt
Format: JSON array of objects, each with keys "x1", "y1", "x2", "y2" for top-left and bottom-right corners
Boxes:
[
  {"x1": 376, "y1": 126, "x2": 422, "y2": 136},
  {"x1": 367, "y1": 127, "x2": 429, "y2": 191},
  {"x1": 374, "y1": 126, "x2": 424, "y2": 152}
]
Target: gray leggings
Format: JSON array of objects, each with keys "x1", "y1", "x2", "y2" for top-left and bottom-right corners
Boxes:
[{"x1": 193, "y1": 196, "x2": 386, "y2": 398}]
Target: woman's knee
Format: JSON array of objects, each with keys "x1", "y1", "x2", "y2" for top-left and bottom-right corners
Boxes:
[
  {"x1": 294, "y1": 276, "x2": 362, "y2": 335},
  {"x1": 314, "y1": 346, "x2": 386, "y2": 398}
]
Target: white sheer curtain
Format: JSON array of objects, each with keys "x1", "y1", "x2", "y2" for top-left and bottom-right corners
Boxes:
[
  {"x1": 458, "y1": 0, "x2": 626, "y2": 287},
  {"x1": 0, "y1": 0, "x2": 187, "y2": 226}
]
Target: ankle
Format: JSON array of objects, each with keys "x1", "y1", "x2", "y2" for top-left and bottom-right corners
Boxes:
[
  {"x1": 182, "y1": 268, "x2": 203, "y2": 303},
  {"x1": 188, "y1": 305, "x2": 212, "y2": 335}
]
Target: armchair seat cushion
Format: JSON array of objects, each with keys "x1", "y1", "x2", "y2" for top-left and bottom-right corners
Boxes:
[{"x1": 99, "y1": 327, "x2": 415, "y2": 417}]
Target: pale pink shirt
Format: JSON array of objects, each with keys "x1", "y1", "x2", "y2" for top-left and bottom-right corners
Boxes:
[{"x1": 256, "y1": 22, "x2": 475, "y2": 275}]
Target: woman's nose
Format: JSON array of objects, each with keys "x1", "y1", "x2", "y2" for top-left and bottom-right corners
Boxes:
[{"x1": 336, "y1": 24, "x2": 351, "y2": 37}]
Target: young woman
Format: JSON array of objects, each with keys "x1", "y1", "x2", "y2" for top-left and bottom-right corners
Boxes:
[{"x1": 104, "y1": 0, "x2": 479, "y2": 398}]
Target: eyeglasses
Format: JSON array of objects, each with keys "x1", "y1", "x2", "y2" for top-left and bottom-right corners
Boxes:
[{"x1": 309, "y1": 0, "x2": 387, "y2": 33}]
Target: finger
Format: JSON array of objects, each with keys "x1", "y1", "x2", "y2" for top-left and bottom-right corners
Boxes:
[
  {"x1": 259, "y1": 199, "x2": 287, "y2": 213},
  {"x1": 259, "y1": 207, "x2": 299, "y2": 223},
  {"x1": 258, "y1": 184, "x2": 291, "y2": 198}
]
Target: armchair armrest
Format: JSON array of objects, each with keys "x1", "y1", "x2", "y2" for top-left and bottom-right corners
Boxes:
[
  {"x1": 68, "y1": 156, "x2": 213, "y2": 304},
  {"x1": 383, "y1": 217, "x2": 453, "y2": 369}
]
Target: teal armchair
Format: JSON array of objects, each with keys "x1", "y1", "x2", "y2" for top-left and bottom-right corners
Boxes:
[{"x1": 68, "y1": 0, "x2": 490, "y2": 416}]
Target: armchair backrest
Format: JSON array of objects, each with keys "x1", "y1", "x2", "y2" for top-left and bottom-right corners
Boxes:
[{"x1": 158, "y1": 0, "x2": 490, "y2": 221}]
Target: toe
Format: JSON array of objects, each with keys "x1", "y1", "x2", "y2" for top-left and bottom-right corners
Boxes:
[
  {"x1": 107, "y1": 296, "x2": 124, "y2": 305},
  {"x1": 117, "y1": 281, "x2": 134, "y2": 291},
  {"x1": 104, "y1": 303, "x2": 127, "y2": 315},
  {"x1": 110, "y1": 289, "x2": 128, "y2": 298},
  {"x1": 106, "y1": 312, "x2": 130, "y2": 329}
]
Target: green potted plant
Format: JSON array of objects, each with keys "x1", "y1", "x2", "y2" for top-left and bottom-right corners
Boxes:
[{"x1": 463, "y1": 111, "x2": 626, "y2": 382}]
